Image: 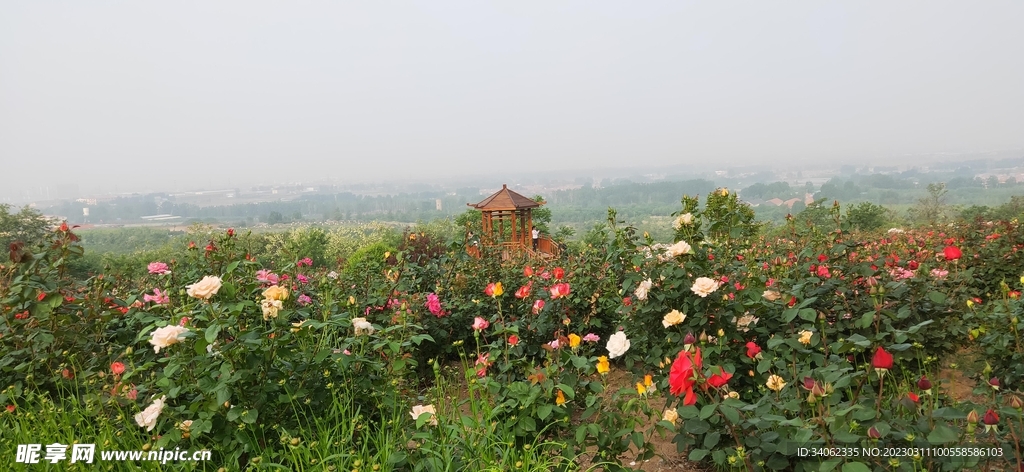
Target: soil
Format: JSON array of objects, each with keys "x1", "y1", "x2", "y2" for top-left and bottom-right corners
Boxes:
[{"x1": 935, "y1": 347, "x2": 986, "y2": 404}]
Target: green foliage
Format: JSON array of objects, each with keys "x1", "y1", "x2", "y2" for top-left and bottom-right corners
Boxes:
[
  {"x1": 793, "y1": 199, "x2": 837, "y2": 230},
  {"x1": 846, "y1": 202, "x2": 891, "y2": 232},
  {"x1": 617, "y1": 196, "x2": 1023, "y2": 470},
  {"x1": 0, "y1": 203, "x2": 50, "y2": 251},
  {"x1": 5, "y1": 193, "x2": 1024, "y2": 471}
]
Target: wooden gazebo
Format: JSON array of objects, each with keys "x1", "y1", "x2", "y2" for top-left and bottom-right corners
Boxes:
[{"x1": 468, "y1": 184, "x2": 558, "y2": 257}]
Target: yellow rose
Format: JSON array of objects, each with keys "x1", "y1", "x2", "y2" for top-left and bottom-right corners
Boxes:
[
  {"x1": 662, "y1": 309, "x2": 686, "y2": 328},
  {"x1": 596, "y1": 356, "x2": 610, "y2": 375},
  {"x1": 798, "y1": 330, "x2": 813, "y2": 346},
  {"x1": 261, "y1": 299, "x2": 283, "y2": 320},
  {"x1": 766, "y1": 374, "x2": 787, "y2": 392},
  {"x1": 636, "y1": 382, "x2": 647, "y2": 395},
  {"x1": 662, "y1": 408, "x2": 679, "y2": 424},
  {"x1": 568, "y1": 334, "x2": 581, "y2": 349},
  {"x1": 762, "y1": 290, "x2": 781, "y2": 302},
  {"x1": 262, "y1": 285, "x2": 290, "y2": 302}
]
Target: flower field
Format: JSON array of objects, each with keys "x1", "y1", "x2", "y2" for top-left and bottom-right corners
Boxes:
[{"x1": 3, "y1": 191, "x2": 1024, "y2": 471}]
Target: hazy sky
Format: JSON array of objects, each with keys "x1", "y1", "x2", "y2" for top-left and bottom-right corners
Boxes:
[{"x1": 2, "y1": 1, "x2": 1023, "y2": 197}]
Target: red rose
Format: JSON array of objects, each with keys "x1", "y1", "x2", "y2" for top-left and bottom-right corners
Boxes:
[
  {"x1": 745, "y1": 342, "x2": 761, "y2": 359},
  {"x1": 943, "y1": 246, "x2": 962, "y2": 261},
  {"x1": 515, "y1": 284, "x2": 531, "y2": 299},
  {"x1": 871, "y1": 347, "x2": 894, "y2": 371},
  {"x1": 669, "y1": 348, "x2": 702, "y2": 405},
  {"x1": 706, "y1": 367, "x2": 732, "y2": 389}
]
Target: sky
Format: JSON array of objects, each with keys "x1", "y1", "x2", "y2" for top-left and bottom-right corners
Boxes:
[{"x1": 2, "y1": 1, "x2": 1023, "y2": 199}]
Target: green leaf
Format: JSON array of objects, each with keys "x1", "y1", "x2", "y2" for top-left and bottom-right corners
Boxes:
[
  {"x1": 517, "y1": 416, "x2": 536, "y2": 432},
  {"x1": 205, "y1": 325, "x2": 221, "y2": 344},
  {"x1": 557, "y1": 384, "x2": 575, "y2": 400},
  {"x1": 699, "y1": 404, "x2": 717, "y2": 420},
  {"x1": 678, "y1": 405, "x2": 699, "y2": 419},
  {"x1": 858, "y1": 311, "x2": 874, "y2": 329},
  {"x1": 688, "y1": 449, "x2": 709, "y2": 461},
  {"x1": 241, "y1": 409, "x2": 258, "y2": 424},
  {"x1": 226, "y1": 260, "x2": 240, "y2": 274},
  {"x1": 632, "y1": 432, "x2": 644, "y2": 448},
  {"x1": 571, "y1": 356, "x2": 588, "y2": 369},
  {"x1": 852, "y1": 407, "x2": 877, "y2": 421},
  {"x1": 927, "y1": 424, "x2": 959, "y2": 444},
  {"x1": 703, "y1": 432, "x2": 721, "y2": 449},
  {"x1": 537, "y1": 404, "x2": 553, "y2": 420},
  {"x1": 792, "y1": 428, "x2": 813, "y2": 444},
  {"x1": 833, "y1": 430, "x2": 861, "y2": 443},
  {"x1": 719, "y1": 405, "x2": 740, "y2": 424},
  {"x1": 782, "y1": 309, "x2": 799, "y2": 323},
  {"x1": 798, "y1": 308, "x2": 817, "y2": 322},
  {"x1": 841, "y1": 462, "x2": 871, "y2": 472},
  {"x1": 818, "y1": 458, "x2": 842, "y2": 472},
  {"x1": 927, "y1": 291, "x2": 946, "y2": 304},
  {"x1": 684, "y1": 419, "x2": 710, "y2": 434}
]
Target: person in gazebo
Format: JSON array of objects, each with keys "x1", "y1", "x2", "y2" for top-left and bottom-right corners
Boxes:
[{"x1": 532, "y1": 226, "x2": 539, "y2": 250}]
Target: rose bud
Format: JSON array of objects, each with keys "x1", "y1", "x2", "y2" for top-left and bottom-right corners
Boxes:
[
  {"x1": 966, "y1": 410, "x2": 979, "y2": 424},
  {"x1": 917, "y1": 376, "x2": 932, "y2": 393}
]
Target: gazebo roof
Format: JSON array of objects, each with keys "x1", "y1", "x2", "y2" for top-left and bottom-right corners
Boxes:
[{"x1": 468, "y1": 184, "x2": 542, "y2": 211}]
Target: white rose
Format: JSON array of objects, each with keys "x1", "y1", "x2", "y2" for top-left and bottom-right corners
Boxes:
[
  {"x1": 762, "y1": 290, "x2": 781, "y2": 301},
  {"x1": 149, "y1": 325, "x2": 189, "y2": 353},
  {"x1": 410, "y1": 404, "x2": 438, "y2": 426},
  {"x1": 634, "y1": 279, "x2": 653, "y2": 301},
  {"x1": 666, "y1": 240, "x2": 692, "y2": 257},
  {"x1": 186, "y1": 276, "x2": 222, "y2": 300},
  {"x1": 606, "y1": 331, "x2": 630, "y2": 359},
  {"x1": 352, "y1": 317, "x2": 375, "y2": 335},
  {"x1": 662, "y1": 309, "x2": 686, "y2": 328},
  {"x1": 690, "y1": 277, "x2": 720, "y2": 298},
  {"x1": 261, "y1": 299, "x2": 283, "y2": 320},
  {"x1": 134, "y1": 396, "x2": 166, "y2": 432},
  {"x1": 673, "y1": 213, "x2": 694, "y2": 230},
  {"x1": 735, "y1": 314, "x2": 759, "y2": 333}
]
